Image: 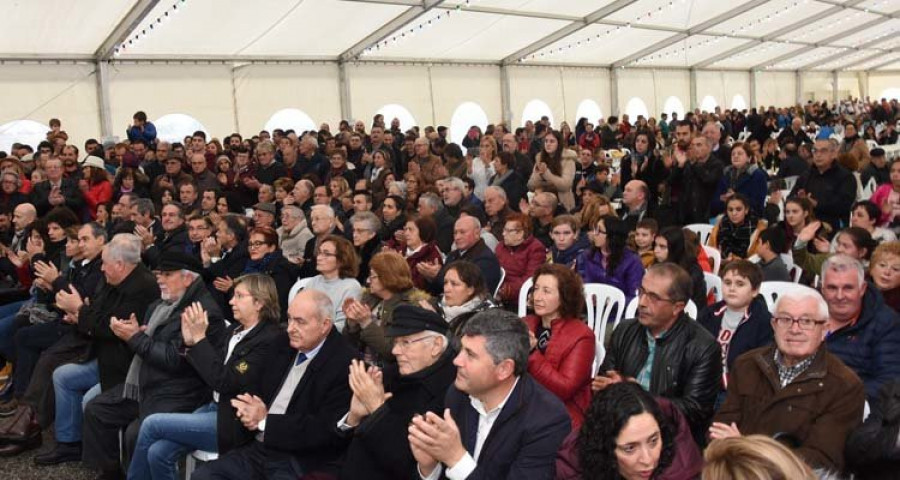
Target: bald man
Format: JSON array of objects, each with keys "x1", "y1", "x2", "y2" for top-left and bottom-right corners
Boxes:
[{"x1": 422, "y1": 216, "x2": 501, "y2": 297}]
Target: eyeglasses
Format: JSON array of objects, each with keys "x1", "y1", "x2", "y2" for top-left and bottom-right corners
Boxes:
[
  {"x1": 317, "y1": 251, "x2": 337, "y2": 258},
  {"x1": 592, "y1": 228, "x2": 607, "y2": 235},
  {"x1": 393, "y1": 335, "x2": 438, "y2": 350},
  {"x1": 637, "y1": 286, "x2": 676, "y2": 304},
  {"x1": 502, "y1": 228, "x2": 523, "y2": 235},
  {"x1": 248, "y1": 241, "x2": 268, "y2": 249},
  {"x1": 772, "y1": 316, "x2": 826, "y2": 331}
]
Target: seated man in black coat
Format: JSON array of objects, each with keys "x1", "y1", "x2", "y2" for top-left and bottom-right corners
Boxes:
[
  {"x1": 408, "y1": 309, "x2": 570, "y2": 479},
  {"x1": 338, "y1": 305, "x2": 456, "y2": 479},
  {"x1": 136, "y1": 203, "x2": 193, "y2": 269},
  {"x1": 421, "y1": 216, "x2": 501, "y2": 297},
  {"x1": 192, "y1": 289, "x2": 357, "y2": 480},
  {"x1": 81, "y1": 251, "x2": 225, "y2": 479}
]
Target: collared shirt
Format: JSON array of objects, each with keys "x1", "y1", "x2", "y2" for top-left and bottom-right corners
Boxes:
[
  {"x1": 774, "y1": 349, "x2": 816, "y2": 388},
  {"x1": 420, "y1": 377, "x2": 521, "y2": 480},
  {"x1": 636, "y1": 328, "x2": 668, "y2": 391},
  {"x1": 213, "y1": 324, "x2": 257, "y2": 404},
  {"x1": 255, "y1": 336, "x2": 326, "y2": 436}
]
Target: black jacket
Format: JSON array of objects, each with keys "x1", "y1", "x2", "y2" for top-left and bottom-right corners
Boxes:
[
  {"x1": 30, "y1": 178, "x2": 85, "y2": 216},
  {"x1": 697, "y1": 296, "x2": 774, "y2": 376},
  {"x1": 427, "y1": 239, "x2": 501, "y2": 297},
  {"x1": 441, "y1": 374, "x2": 570, "y2": 479},
  {"x1": 246, "y1": 251, "x2": 300, "y2": 321},
  {"x1": 143, "y1": 224, "x2": 193, "y2": 269},
  {"x1": 600, "y1": 314, "x2": 722, "y2": 445},
  {"x1": 76, "y1": 264, "x2": 160, "y2": 391},
  {"x1": 256, "y1": 327, "x2": 357, "y2": 475},
  {"x1": 204, "y1": 242, "x2": 250, "y2": 322},
  {"x1": 790, "y1": 162, "x2": 857, "y2": 230},
  {"x1": 339, "y1": 348, "x2": 457, "y2": 480},
  {"x1": 432, "y1": 208, "x2": 456, "y2": 254},
  {"x1": 670, "y1": 156, "x2": 724, "y2": 225},
  {"x1": 186, "y1": 321, "x2": 286, "y2": 454},
  {"x1": 128, "y1": 278, "x2": 227, "y2": 415}
]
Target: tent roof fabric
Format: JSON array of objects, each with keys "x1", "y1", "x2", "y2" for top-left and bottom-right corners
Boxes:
[{"x1": 4, "y1": 0, "x2": 900, "y2": 71}]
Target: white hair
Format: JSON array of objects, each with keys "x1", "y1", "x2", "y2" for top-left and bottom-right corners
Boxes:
[{"x1": 774, "y1": 289, "x2": 829, "y2": 321}]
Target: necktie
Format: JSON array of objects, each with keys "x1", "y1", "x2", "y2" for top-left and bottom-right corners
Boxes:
[{"x1": 295, "y1": 352, "x2": 308, "y2": 366}]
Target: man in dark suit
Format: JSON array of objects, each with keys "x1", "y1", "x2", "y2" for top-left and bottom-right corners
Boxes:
[
  {"x1": 421, "y1": 216, "x2": 501, "y2": 297},
  {"x1": 192, "y1": 289, "x2": 357, "y2": 480},
  {"x1": 30, "y1": 157, "x2": 84, "y2": 216},
  {"x1": 203, "y1": 215, "x2": 249, "y2": 322},
  {"x1": 137, "y1": 203, "x2": 193, "y2": 269},
  {"x1": 408, "y1": 309, "x2": 570, "y2": 479}
]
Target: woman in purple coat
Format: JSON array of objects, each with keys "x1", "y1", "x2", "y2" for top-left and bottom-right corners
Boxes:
[{"x1": 577, "y1": 215, "x2": 644, "y2": 304}]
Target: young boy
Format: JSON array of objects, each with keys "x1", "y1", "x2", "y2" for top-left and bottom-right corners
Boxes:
[
  {"x1": 697, "y1": 260, "x2": 773, "y2": 403},
  {"x1": 631, "y1": 218, "x2": 658, "y2": 268},
  {"x1": 549, "y1": 214, "x2": 588, "y2": 268},
  {"x1": 756, "y1": 226, "x2": 791, "y2": 282}
]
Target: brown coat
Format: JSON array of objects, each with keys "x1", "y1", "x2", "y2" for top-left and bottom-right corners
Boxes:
[{"x1": 714, "y1": 345, "x2": 865, "y2": 472}]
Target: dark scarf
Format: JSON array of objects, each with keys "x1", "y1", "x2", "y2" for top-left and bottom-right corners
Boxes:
[{"x1": 243, "y1": 250, "x2": 279, "y2": 274}]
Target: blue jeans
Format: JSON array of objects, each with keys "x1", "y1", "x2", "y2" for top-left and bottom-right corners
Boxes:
[
  {"x1": 128, "y1": 402, "x2": 218, "y2": 480},
  {"x1": 0, "y1": 299, "x2": 26, "y2": 319},
  {"x1": 0, "y1": 308, "x2": 26, "y2": 360},
  {"x1": 52, "y1": 360, "x2": 99, "y2": 442}
]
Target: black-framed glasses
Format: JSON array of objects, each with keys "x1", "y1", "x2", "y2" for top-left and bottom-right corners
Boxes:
[
  {"x1": 637, "y1": 286, "x2": 676, "y2": 304},
  {"x1": 248, "y1": 241, "x2": 268, "y2": 249},
  {"x1": 772, "y1": 316, "x2": 826, "y2": 331}
]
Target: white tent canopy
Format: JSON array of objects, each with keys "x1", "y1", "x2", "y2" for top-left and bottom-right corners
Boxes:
[{"x1": 2, "y1": 0, "x2": 899, "y2": 150}]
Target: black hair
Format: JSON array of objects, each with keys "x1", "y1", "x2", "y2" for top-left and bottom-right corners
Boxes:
[{"x1": 759, "y1": 226, "x2": 786, "y2": 255}]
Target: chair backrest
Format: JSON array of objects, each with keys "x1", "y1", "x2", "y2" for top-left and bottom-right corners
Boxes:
[
  {"x1": 860, "y1": 177, "x2": 878, "y2": 201},
  {"x1": 685, "y1": 224, "x2": 714, "y2": 246},
  {"x1": 867, "y1": 139, "x2": 879, "y2": 151},
  {"x1": 703, "y1": 245, "x2": 722, "y2": 275},
  {"x1": 782, "y1": 175, "x2": 799, "y2": 191},
  {"x1": 758, "y1": 281, "x2": 819, "y2": 313},
  {"x1": 288, "y1": 277, "x2": 311, "y2": 305},
  {"x1": 704, "y1": 272, "x2": 723, "y2": 302},
  {"x1": 517, "y1": 277, "x2": 534, "y2": 318},
  {"x1": 494, "y1": 267, "x2": 506, "y2": 300},
  {"x1": 583, "y1": 284, "x2": 626, "y2": 372},
  {"x1": 789, "y1": 264, "x2": 803, "y2": 283}
]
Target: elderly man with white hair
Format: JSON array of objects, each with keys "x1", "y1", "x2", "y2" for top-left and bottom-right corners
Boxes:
[
  {"x1": 421, "y1": 216, "x2": 501, "y2": 297},
  {"x1": 710, "y1": 288, "x2": 865, "y2": 473},
  {"x1": 820, "y1": 254, "x2": 900, "y2": 403}
]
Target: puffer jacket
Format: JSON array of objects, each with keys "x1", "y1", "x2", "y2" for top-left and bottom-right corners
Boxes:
[
  {"x1": 523, "y1": 316, "x2": 594, "y2": 430},
  {"x1": 600, "y1": 314, "x2": 722, "y2": 445},
  {"x1": 697, "y1": 295, "x2": 774, "y2": 389},
  {"x1": 710, "y1": 164, "x2": 768, "y2": 217},
  {"x1": 576, "y1": 248, "x2": 644, "y2": 305},
  {"x1": 551, "y1": 233, "x2": 589, "y2": 268},
  {"x1": 495, "y1": 236, "x2": 547, "y2": 306},
  {"x1": 826, "y1": 286, "x2": 900, "y2": 403}
]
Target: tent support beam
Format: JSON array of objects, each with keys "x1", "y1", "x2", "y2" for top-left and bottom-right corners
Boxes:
[
  {"x1": 95, "y1": 60, "x2": 112, "y2": 139},
  {"x1": 95, "y1": 0, "x2": 161, "y2": 60},
  {"x1": 833, "y1": 70, "x2": 839, "y2": 105},
  {"x1": 689, "y1": 69, "x2": 698, "y2": 110},
  {"x1": 339, "y1": 62, "x2": 352, "y2": 121},
  {"x1": 792, "y1": 17, "x2": 894, "y2": 70},
  {"x1": 500, "y1": 65, "x2": 511, "y2": 126},
  {"x1": 841, "y1": 50, "x2": 899, "y2": 70},
  {"x1": 610, "y1": 67, "x2": 619, "y2": 116},
  {"x1": 500, "y1": 0, "x2": 638, "y2": 65},
  {"x1": 749, "y1": 70, "x2": 757, "y2": 108},
  {"x1": 610, "y1": 0, "x2": 769, "y2": 68},
  {"x1": 860, "y1": 55, "x2": 900, "y2": 72},
  {"x1": 796, "y1": 71, "x2": 802, "y2": 103},
  {"x1": 749, "y1": 21, "x2": 866, "y2": 70},
  {"x1": 339, "y1": 0, "x2": 446, "y2": 62}
]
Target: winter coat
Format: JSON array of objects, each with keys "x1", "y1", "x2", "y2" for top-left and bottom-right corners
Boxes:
[
  {"x1": 697, "y1": 296, "x2": 774, "y2": 388},
  {"x1": 710, "y1": 165, "x2": 768, "y2": 217},
  {"x1": 551, "y1": 234, "x2": 589, "y2": 268},
  {"x1": 529, "y1": 150, "x2": 578, "y2": 211},
  {"x1": 495, "y1": 236, "x2": 547, "y2": 306},
  {"x1": 523, "y1": 315, "x2": 594, "y2": 430},
  {"x1": 576, "y1": 248, "x2": 644, "y2": 305},
  {"x1": 714, "y1": 345, "x2": 865, "y2": 472},
  {"x1": 405, "y1": 242, "x2": 443, "y2": 291}
]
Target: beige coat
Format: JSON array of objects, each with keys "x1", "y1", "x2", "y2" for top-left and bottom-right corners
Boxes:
[{"x1": 528, "y1": 149, "x2": 577, "y2": 211}]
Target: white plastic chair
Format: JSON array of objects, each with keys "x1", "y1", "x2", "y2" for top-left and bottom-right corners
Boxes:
[
  {"x1": 583, "y1": 284, "x2": 626, "y2": 371},
  {"x1": 864, "y1": 400, "x2": 871, "y2": 421},
  {"x1": 860, "y1": 177, "x2": 877, "y2": 201},
  {"x1": 758, "y1": 281, "x2": 819, "y2": 313},
  {"x1": 789, "y1": 264, "x2": 803, "y2": 283},
  {"x1": 517, "y1": 277, "x2": 534, "y2": 318},
  {"x1": 685, "y1": 224, "x2": 714, "y2": 246},
  {"x1": 623, "y1": 297, "x2": 699, "y2": 326},
  {"x1": 287, "y1": 277, "x2": 311, "y2": 304},
  {"x1": 494, "y1": 267, "x2": 506, "y2": 300},
  {"x1": 703, "y1": 246, "x2": 722, "y2": 275},
  {"x1": 704, "y1": 272, "x2": 723, "y2": 302},
  {"x1": 185, "y1": 450, "x2": 219, "y2": 478},
  {"x1": 782, "y1": 175, "x2": 799, "y2": 191}
]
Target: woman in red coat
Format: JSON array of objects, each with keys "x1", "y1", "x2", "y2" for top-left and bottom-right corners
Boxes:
[
  {"x1": 496, "y1": 212, "x2": 547, "y2": 306},
  {"x1": 403, "y1": 215, "x2": 443, "y2": 291},
  {"x1": 524, "y1": 263, "x2": 595, "y2": 430},
  {"x1": 80, "y1": 156, "x2": 112, "y2": 220}
]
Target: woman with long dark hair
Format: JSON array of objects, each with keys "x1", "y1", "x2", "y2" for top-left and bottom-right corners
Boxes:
[
  {"x1": 528, "y1": 130, "x2": 577, "y2": 211},
  {"x1": 654, "y1": 227, "x2": 707, "y2": 308},
  {"x1": 555, "y1": 382, "x2": 703, "y2": 480},
  {"x1": 620, "y1": 132, "x2": 668, "y2": 210},
  {"x1": 577, "y1": 215, "x2": 644, "y2": 305}
]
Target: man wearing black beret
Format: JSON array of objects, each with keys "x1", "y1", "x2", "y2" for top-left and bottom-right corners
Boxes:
[
  {"x1": 338, "y1": 305, "x2": 456, "y2": 480},
  {"x1": 81, "y1": 250, "x2": 226, "y2": 479}
]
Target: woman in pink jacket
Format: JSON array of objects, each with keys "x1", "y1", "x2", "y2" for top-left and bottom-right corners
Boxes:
[{"x1": 495, "y1": 212, "x2": 547, "y2": 306}]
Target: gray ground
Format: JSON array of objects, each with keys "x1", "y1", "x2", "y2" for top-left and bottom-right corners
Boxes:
[{"x1": 0, "y1": 430, "x2": 94, "y2": 480}]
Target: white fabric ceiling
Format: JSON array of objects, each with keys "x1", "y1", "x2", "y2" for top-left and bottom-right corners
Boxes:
[{"x1": 4, "y1": 0, "x2": 900, "y2": 71}]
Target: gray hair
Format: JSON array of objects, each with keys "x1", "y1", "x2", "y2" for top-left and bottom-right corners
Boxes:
[
  {"x1": 419, "y1": 192, "x2": 442, "y2": 211},
  {"x1": 351, "y1": 211, "x2": 381, "y2": 233},
  {"x1": 484, "y1": 186, "x2": 507, "y2": 201},
  {"x1": 311, "y1": 204, "x2": 335, "y2": 220},
  {"x1": 444, "y1": 177, "x2": 466, "y2": 193},
  {"x1": 537, "y1": 192, "x2": 558, "y2": 210},
  {"x1": 646, "y1": 263, "x2": 693, "y2": 304},
  {"x1": 105, "y1": 233, "x2": 142, "y2": 265},
  {"x1": 774, "y1": 289, "x2": 829, "y2": 321},
  {"x1": 134, "y1": 198, "x2": 155, "y2": 217},
  {"x1": 461, "y1": 309, "x2": 529, "y2": 376},
  {"x1": 282, "y1": 205, "x2": 304, "y2": 219},
  {"x1": 81, "y1": 222, "x2": 108, "y2": 242},
  {"x1": 821, "y1": 254, "x2": 866, "y2": 288},
  {"x1": 1, "y1": 169, "x2": 21, "y2": 188}
]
